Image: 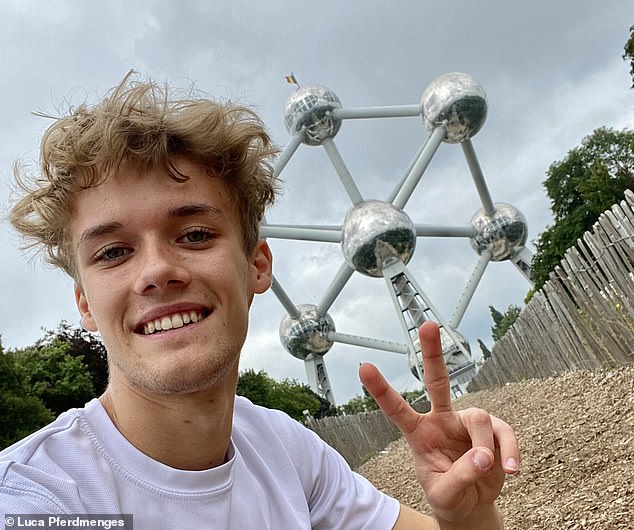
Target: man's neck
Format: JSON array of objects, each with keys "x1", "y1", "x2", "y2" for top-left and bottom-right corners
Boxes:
[{"x1": 99, "y1": 370, "x2": 237, "y2": 471}]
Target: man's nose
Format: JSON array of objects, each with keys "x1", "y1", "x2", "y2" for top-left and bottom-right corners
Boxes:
[{"x1": 134, "y1": 241, "x2": 191, "y2": 294}]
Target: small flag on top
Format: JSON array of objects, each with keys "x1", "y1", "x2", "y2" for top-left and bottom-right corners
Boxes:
[{"x1": 285, "y1": 72, "x2": 300, "y2": 88}]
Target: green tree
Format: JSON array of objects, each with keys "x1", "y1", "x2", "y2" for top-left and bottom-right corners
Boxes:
[
  {"x1": 0, "y1": 346, "x2": 53, "y2": 449},
  {"x1": 236, "y1": 369, "x2": 274, "y2": 406},
  {"x1": 489, "y1": 304, "x2": 521, "y2": 342},
  {"x1": 268, "y1": 379, "x2": 322, "y2": 422},
  {"x1": 236, "y1": 369, "x2": 326, "y2": 422},
  {"x1": 338, "y1": 395, "x2": 370, "y2": 415},
  {"x1": 13, "y1": 339, "x2": 95, "y2": 416},
  {"x1": 312, "y1": 391, "x2": 338, "y2": 419},
  {"x1": 39, "y1": 321, "x2": 108, "y2": 395},
  {"x1": 401, "y1": 388, "x2": 427, "y2": 403},
  {"x1": 624, "y1": 24, "x2": 634, "y2": 88},
  {"x1": 531, "y1": 128, "x2": 634, "y2": 289},
  {"x1": 477, "y1": 339, "x2": 492, "y2": 360},
  {"x1": 338, "y1": 385, "x2": 379, "y2": 415}
]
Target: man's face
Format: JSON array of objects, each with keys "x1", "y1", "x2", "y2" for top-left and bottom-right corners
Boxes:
[{"x1": 71, "y1": 158, "x2": 272, "y2": 395}]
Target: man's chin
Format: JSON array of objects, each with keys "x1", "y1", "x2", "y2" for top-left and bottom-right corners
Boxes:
[
  {"x1": 135, "y1": 368, "x2": 221, "y2": 394},
  {"x1": 106, "y1": 338, "x2": 242, "y2": 394}
]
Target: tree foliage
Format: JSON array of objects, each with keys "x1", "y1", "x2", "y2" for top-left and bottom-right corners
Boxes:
[
  {"x1": 13, "y1": 339, "x2": 95, "y2": 416},
  {"x1": 0, "y1": 345, "x2": 54, "y2": 449},
  {"x1": 338, "y1": 395, "x2": 373, "y2": 415},
  {"x1": 337, "y1": 384, "x2": 380, "y2": 416},
  {"x1": 477, "y1": 339, "x2": 492, "y2": 360},
  {"x1": 0, "y1": 323, "x2": 103, "y2": 448},
  {"x1": 531, "y1": 128, "x2": 634, "y2": 289},
  {"x1": 236, "y1": 369, "x2": 331, "y2": 421},
  {"x1": 489, "y1": 304, "x2": 521, "y2": 342},
  {"x1": 38, "y1": 321, "x2": 108, "y2": 395},
  {"x1": 400, "y1": 388, "x2": 427, "y2": 403}
]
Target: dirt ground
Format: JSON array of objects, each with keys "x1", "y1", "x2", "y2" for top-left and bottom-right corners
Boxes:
[{"x1": 357, "y1": 367, "x2": 634, "y2": 529}]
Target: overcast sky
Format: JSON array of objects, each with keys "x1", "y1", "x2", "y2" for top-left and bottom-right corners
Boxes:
[{"x1": 1, "y1": 1, "x2": 632, "y2": 404}]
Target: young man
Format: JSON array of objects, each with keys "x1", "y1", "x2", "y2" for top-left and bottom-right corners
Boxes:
[{"x1": 2, "y1": 74, "x2": 519, "y2": 529}]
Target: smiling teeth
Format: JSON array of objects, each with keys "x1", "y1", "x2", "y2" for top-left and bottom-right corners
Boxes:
[{"x1": 143, "y1": 311, "x2": 203, "y2": 335}]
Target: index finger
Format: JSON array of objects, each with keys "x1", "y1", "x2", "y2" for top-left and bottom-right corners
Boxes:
[
  {"x1": 419, "y1": 321, "x2": 452, "y2": 413},
  {"x1": 359, "y1": 363, "x2": 421, "y2": 436}
]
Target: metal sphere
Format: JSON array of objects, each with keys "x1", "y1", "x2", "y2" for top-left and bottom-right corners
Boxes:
[
  {"x1": 341, "y1": 200, "x2": 416, "y2": 278},
  {"x1": 470, "y1": 203, "x2": 528, "y2": 261},
  {"x1": 421, "y1": 72, "x2": 487, "y2": 143},
  {"x1": 279, "y1": 304, "x2": 335, "y2": 360},
  {"x1": 283, "y1": 85, "x2": 343, "y2": 146}
]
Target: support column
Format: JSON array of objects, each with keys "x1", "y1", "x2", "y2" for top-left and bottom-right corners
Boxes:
[{"x1": 304, "y1": 354, "x2": 335, "y2": 405}]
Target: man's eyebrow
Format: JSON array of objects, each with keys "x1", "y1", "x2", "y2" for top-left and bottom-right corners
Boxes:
[
  {"x1": 170, "y1": 203, "x2": 224, "y2": 218},
  {"x1": 78, "y1": 222, "x2": 124, "y2": 247},
  {"x1": 76, "y1": 204, "x2": 224, "y2": 249}
]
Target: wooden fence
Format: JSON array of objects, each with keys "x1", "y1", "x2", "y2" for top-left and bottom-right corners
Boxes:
[
  {"x1": 305, "y1": 410, "x2": 400, "y2": 469},
  {"x1": 469, "y1": 190, "x2": 634, "y2": 391},
  {"x1": 306, "y1": 401, "x2": 430, "y2": 469}
]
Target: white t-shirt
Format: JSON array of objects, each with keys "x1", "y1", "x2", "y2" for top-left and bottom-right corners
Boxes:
[{"x1": 0, "y1": 397, "x2": 400, "y2": 529}]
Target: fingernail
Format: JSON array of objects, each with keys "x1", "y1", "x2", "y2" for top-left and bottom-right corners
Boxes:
[
  {"x1": 505, "y1": 457, "x2": 518, "y2": 472},
  {"x1": 473, "y1": 449, "x2": 491, "y2": 470}
]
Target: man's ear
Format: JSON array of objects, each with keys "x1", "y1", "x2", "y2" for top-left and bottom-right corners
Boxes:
[
  {"x1": 74, "y1": 285, "x2": 98, "y2": 332},
  {"x1": 249, "y1": 240, "x2": 273, "y2": 295}
]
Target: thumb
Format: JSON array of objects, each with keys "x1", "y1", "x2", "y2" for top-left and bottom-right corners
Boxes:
[
  {"x1": 443, "y1": 447, "x2": 494, "y2": 496},
  {"x1": 470, "y1": 447, "x2": 494, "y2": 474},
  {"x1": 424, "y1": 447, "x2": 495, "y2": 519}
]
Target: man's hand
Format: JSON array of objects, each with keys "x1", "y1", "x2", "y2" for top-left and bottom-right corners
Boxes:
[{"x1": 359, "y1": 321, "x2": 519, "y2": 529}]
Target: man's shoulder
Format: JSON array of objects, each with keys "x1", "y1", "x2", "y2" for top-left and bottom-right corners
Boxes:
[
  {"x1": 0, "y1": 399, "x2": 104, "y2": 490},
  {"x1": 0, "y1": 402, "x2": 91, "y2": 465},
  {"x1": 233, "y1": 395, "x2": 303, "y2": 433},
  {"x1": 230, "y1": 398, "x2": 401, "y2": 529},
  {"x1": 0, "y1": 401, "x2": 99, "y2": 514},
  {"x1": 232, "y1": 396, "x2": 322, "y2": 452}
]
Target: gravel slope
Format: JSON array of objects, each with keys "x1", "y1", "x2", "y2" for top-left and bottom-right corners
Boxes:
[{"x1": 357, "y1": 367, "x2": 634, "y2": 529}]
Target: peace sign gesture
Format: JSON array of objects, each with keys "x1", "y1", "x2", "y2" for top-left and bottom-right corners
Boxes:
[{"x1": 359, "y1": 321, "x2": 519, "y2": 529}]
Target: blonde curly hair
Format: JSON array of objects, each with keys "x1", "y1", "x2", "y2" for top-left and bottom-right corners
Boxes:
[{"x1": 10, "y1": 72, "x2": 280, "y2": 280}]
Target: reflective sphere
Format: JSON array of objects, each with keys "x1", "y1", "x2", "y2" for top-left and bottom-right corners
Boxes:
[
  {"x1": 284, "y1": 85, "x2": 343, "y2": 146},
  {"x1": 279, "y1": 304, "x2": 335, "y2": 360},
  {"x1": 341, "y1": 200, "x2": 416, "y2": 277},
  {"x1": 421, "y1": 73, "x2": 487, "y2": 143},
  {"x1": 470, "y1": 203, "x2": 528, "y2": 261}
]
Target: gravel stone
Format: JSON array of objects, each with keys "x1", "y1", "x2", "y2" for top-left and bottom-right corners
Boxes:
[{"x1": 356, "y1": 367, "x2": 634, "y2": 529}]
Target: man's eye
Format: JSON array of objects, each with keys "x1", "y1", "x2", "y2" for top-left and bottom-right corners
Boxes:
[
  {"x1": 95, "y1": 246, "x2": 128, "y2": 262},
  {"x1": 181, "y1": 228, "x2": 214, "y2": 244}
]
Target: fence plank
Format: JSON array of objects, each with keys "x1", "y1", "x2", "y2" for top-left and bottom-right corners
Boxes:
[{"x1": 469, "y1": 194, "x2": 634, "y2": 392}]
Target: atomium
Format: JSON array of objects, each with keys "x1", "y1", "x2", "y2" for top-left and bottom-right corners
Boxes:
[
  {"x1": 284, "y1": 85, "x2": 342, "y2": 146},
  {"x1": 279, "y1": 304, "x2": 336, "y2": 360},
  {"x1": 341, "y1": 200, "x2": 416, "y2": 277},
  {"x1": 421, "y1": 72, "x2": 487, "y2": 143},
  {"x1": 470, "y1": 203, "x2": 528, "y2": 261},
  {"x1": 263, "y1": 72, "x2": 533, "y2": 403}
]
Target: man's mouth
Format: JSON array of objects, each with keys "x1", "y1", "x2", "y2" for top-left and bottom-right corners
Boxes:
[{"x1": 141, "y1": 310, "x2": 206, "y2": 335}]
